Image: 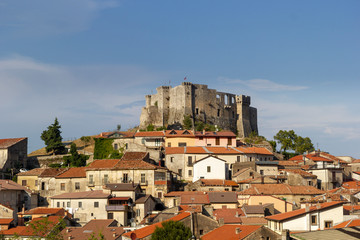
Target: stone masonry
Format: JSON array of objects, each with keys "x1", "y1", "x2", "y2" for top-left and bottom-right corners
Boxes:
[{"x1": 140, "y1": 82, "x2": 258, "y2": 138}]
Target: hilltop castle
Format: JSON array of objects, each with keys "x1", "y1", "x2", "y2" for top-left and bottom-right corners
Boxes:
[{"x1": 139, "y1": 82, "x2": 258, "y2": 138}]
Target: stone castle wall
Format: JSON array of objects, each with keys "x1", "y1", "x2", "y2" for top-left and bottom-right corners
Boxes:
[{"x1": 140, "y1": 82, "x2": 258, "y2": 138}]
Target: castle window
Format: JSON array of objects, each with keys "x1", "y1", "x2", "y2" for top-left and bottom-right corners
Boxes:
[
  {"x1": 217, "y1": 109, "x2": 220, "y2": 117},
  {"x1": 188, "y1": 170, "x2": 192, "y2": 176},
  {"x1": 196, "y1": 108, "x2": 199, "y2": 115},
  {"x1": 114, "y1": 144, "x2": 118, "y2": 150}
]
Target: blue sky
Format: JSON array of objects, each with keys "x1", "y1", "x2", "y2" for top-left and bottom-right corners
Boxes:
[{"x1": 0, "y1": 0, "x2": 359, "y2": 158}]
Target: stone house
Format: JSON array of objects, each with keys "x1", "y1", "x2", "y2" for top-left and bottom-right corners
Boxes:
[
  {"x1": 0, "y1": 180, "x2": 37, "y2": 224},
  {"x1": 237, "y1": 176, "x2": 277, "y2": 191},
  {"x1": 238, "y1": 183, "x2": 325, "y2": 207},
  {"x1": 165, "y1": 146, "x2": 273, "y2": 181},
  {"x1": 17, "y1": 168, "x2": 66, "y2": 206},
  {"x1": 266, "y1": 201, "x2": 344, "y2": 234},
  {"x1": 50, "y1": 190, "x2": 111, "y2": 226},
  {"x1": 0, "y1": 203, "x2": 14, "y2": 230},
  {"x1": 185, "y1": 179, "x2": 239, "y2": 192},
  {"x1": 208, "y1": 192, "x2": 238, "y2": 209},
  {"x1": 134, "y1": 194, "x2": 157, "y2": 224},
  {"x1": 86, "y1": 152, "x2": 173, "y2": 200},
  {"x1": 238, "y1": 195, "x2": 294, "y2": 214},
  {"x1": 0, "y1": 138, "x2": 27, "y2": 178},
  {"x1": 163, "y1": 191, "x2": 208, "y2": 208},
  {"x1": 55, "y1": 167, "x2": 88, "y2": 196},
  {"x1": 232, "y1": 167, "x2": 260, "y2": 183},
  {"x1": 281, "y1": 169, "x2": 317, "y2": 187}
]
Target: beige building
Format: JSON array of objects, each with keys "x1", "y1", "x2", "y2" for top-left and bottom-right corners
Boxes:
[
  {"x1": 239, "y1": 195, "x2": 294, "y2": 214},
  {"x1": 0, "y1": 138, "x2": 27, "y2": 178},
  {"x1": 55, "y1": 167, "x2": 88, "y2": 196}
]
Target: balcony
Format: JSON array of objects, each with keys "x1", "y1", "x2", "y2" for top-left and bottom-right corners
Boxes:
[{"x1": 106, "y1": 205, "x2": 128, "y2": 211}]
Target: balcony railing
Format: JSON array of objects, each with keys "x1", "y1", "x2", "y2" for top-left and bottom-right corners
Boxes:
[
  {"x1": 106, "y1": 205, "x2": 128, "y2": 211},
  {"x1": 87, "y1": 181, "x2": 95, "y2": 187}
]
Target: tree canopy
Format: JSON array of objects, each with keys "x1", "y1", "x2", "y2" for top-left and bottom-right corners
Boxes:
[
  {"x1": 273, "y1": 130, "x2": 314, "y2": 156},
  {"x1": 183, "y1": 115, "x2": 193, "y2": 130},
  {"x1": 41, "y1": 118, "x2": 65, "y2": 154},
  {"x1": 151, "y1": 220, "x2": 192, "y2": 240},
  {"x1": 63, "y1": 143, "x2": 88, "y2": 167}
]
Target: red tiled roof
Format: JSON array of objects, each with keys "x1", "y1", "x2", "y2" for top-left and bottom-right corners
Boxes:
[
  {"x1": 23, "y1": 207, "x2": 64, "y2": 216},
  {"x1": 237, "y1": 147, "x2": 273, "y2": 155},
  {"x1": 352, "y1": 159, "x2": 360, "y2": 163},
  {"x1": 266, "y1": 201, "x2": 343, "y2": 221},
  {"x1": 290, "y1": 153, "x2": 336, "y2": 163},
  {"x1": 277, "y1": 161, "x2": 300, "y2": 167},
  {"x1": 333, "y1": 219, "x2": 360, "y2": 228},
  {"x1": 165, "y1": 147, "x2": 185, "y2": 154},
  {"x1": 134, "y1": 131, "x2": 165, "y2": 137},
  {"x1": 181, "y1": 194, "x2": 210, "y2": 204},
  {"x1": 121, "y1": 152, "x2": 149, "y2": 161},
  {"x1": 0, "y1": 180, "x2": 32, "y2": 193},
  {"x1": 164, "y1": 191, "x2": 207, "y2": 197},
  {"x1": 122, "y1": 212, "x2": 191, "y2": 239},
  {"x1": 51, "y1": 190, "x2": 110, "y2": 199},
  {"x1": 200, "y1": 179, "x2": 238, "y2": 187},
  {"x1": 87, "y1": 159, "x2": 120, "y2": 169},
  {"x1": 238, "y1": 184, "x2": 325, "y2": 195},
  {"x1": 61, "y1": 219, "x2": 124, "y2": 240},
  {"x1": 343, "y1": 205, "x2": 360, "y2": 211},
  {"x1": 239, "y1": 217, "x2": 268, "y2": 225},
  {"x1": 178, "y1": 205, "x2": 202, "y2": 213},
  {"x1": 213, "y1": 208, "x2": 244, "y2": 224},
  {"x1": 201, "y1": 224, "x2": 261, "y2": 240},
  {"x1": 17, "y1": 168, "x2": 66, "y2": 177},
  {"x1": 283, "y1": 169, "x2": 316, "y2": 178},
  {"x1": 165, "y1": 130, "x2": 195, "y2": 137},
  {"x1": 0, "y1": 138, "x2": 26, "y2": 149},
  {"x1": 208, "y1": 192, "x2": 238, "y2": 203},
  {"x1": 56, "y1": 167, "x2": 87, "y2": 178},
  {"x1": 0, "y1": 216, "x2": 63, "y2": 237},
  {"x1": 0, "y1": 219, "x2": 13, "y2": 225},
  {"x1": 206, "y1": 147, "x2": 241, "y2": 154},
  {"x1": 109, "y1": 197, "x2": 130, "y2": 201},
  {"x1": 96, "y1": 131, "x2": 135, "y2": 138},
  {"x1": 342, "y1": 181, "x2": 360, "y2": 190},
  {"x1": 301, "y1": 193, "x2": 348, "y2": 203}
]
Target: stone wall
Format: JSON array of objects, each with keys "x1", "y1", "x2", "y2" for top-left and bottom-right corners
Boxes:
[{"x1": 140, "y1": 82, "x2": 258, "y2": 138}]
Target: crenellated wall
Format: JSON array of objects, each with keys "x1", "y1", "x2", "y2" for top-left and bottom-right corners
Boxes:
[{"x1": 140, "y1": 82, "x2": 258, "y2": 138}]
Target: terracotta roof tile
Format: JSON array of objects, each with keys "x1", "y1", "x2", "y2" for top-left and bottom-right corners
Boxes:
[
  {"x1": 238, "y1": 184, "x2": 325, "y2": 195},
  {"x1": 0, "y1": 180, "x2": 31, "y2": 192},
  {"x1": 165, "y1": 147, "x2": 185, "y2": 154},
  {"x1": 200, "y1": 179, "x2": 238, "y2": 187},
  {"x1": 277, "y1": 161, "x2": 300, "y2": 167},
  {"x1": 17, "y1": 168, "x2": 66, "y2": 177},
  {"x1": 237, "y1": 147, "x2": 273, "y2": 155},
  {"x1": 51, "y1": 190, "x2": 110, "y2": 199},
  {"x1": 208, "y1": 192, "x2": 238, "y2": 203},
  {"x1": 180, "y1": 194, "x2": 210, "y2": 204},
  {"x1": 242, "y1": 205, "x2": 264, "y2": 214},
  {"x1": 61, "y1": 219, "x2": 124, "y2": 240},
  {"x1": 201, "y1": 224, "x2": 261, "y2": 240},
  {"x1": 122, "y1": 212, "x2": 191, "y2": 239},
  {"x1": 87, "y1": 159, "x2": 120, "y2": 169},
  {"x1": 283, "y1": 169, "x2": 317, "y2": 178},
  {"x1": 213, "y1": 208, "x2": 244, "y2": 224},
  {"x1": 342, "y1": 181, "x2": 360, "y2": 190},
  {"x1": 121, "y1": 152, "x2": 149, "y2": 161},
  {"x1": 56, "y1": 167, "x2": 87, "y2": 178},
  {"x1": 0, "y1": 219, "x2": 13, "y2": 225},
  {"x1": 0, "y1": 138, "x2": 26, "y2": 149},
  {"x1": 239, "y1": 217, "x2": 267, "y2": 225},
  {"x1": 165, "y1": 130, "x2": 194, "y2": 137},
  {"x1": 23, "y1": 207, "x2": 65, "y2": 216},
  {"x1": 333, "y1": 219, "x2": 360, "y2": 228},
  {"x1": 266, "y1": 201, "x2": 343, "y2": 221},
  {"x1": 134, "y1": 131, "x2": 165, "y2": 137},
  {"x1": 206, "y1": 147, "x2": 241, "y2": 154}
]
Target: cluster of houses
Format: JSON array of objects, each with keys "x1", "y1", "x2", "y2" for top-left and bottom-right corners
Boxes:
[{"x1": 0, "y1": 131, "x2": 360, "y2": 239}]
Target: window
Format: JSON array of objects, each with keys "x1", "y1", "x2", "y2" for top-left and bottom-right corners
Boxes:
[
  {"x1": 22, "y1": 180, "x2": 27, "y2": 186},
  {"x1": 94, "y1": 202, "x2": 99, "y2": 208},
  {"x1": 196, "y1": 108, "x2": 199, "y2": 115},
  {"x1": 123, "y1": 173, "x2": 128, "y2": 183},
  {"x1": 324, "y1": 221, "x2": 333, "y2": 228},
  {"x1": 225, "y1": 188, "x2": 229, "y2": 191},
  {"x1": 178, "y1": 169, "x2": 182, "y2": 177},
  {"x1": 157, "y1": 192, "x2": 162, "y2": 198},
  {"x1": 141, "y1": 138, "x2": 145, "y2": 144},
  {"x1": 178, "y1": 142, "x2": 186, "y2": 147},
  {"x1": 237, "y1": 156, "x2": 240, "y2": 162},
  {"x1": 168, "y1": 142, "x2": 171, "y2": 147},
  {"x1": 103, "y1": 174, "x2": 109, "y2": 184},
  {"x1": 308, "y1": 181, "x2": 312, "y2": 186},
  {"x1": 187, "y1": 156, "x2": 192, "y2": 166},
  {"x1": 78, "y1": 202, "x2": 82, "y2": 208},
  {"x1": 200, "y1": 230, "x2": 203, "y2": 235},
  {"x1": 114, "y1": 144, "x2": 118, "y2": 150},
  {"x1": 207, "y1": 166, "x2": 211, "y2": 172},
  {"x1": 57, "y1": 202, "x2": 60, "y2": 208},
  {"x1": 216, "y1": 137, "x2": 220, "y2": 145},
  {"x1": 311, "y1": 215, "x2": 317, "y2": 225},
  {"x1": 260, "y1": 170, "x2": 264, "y2": 175},
  {"x1": 60, "y1": 183, "x2": 65, "y2": 191},
  {"x1": 67, "y1": 202, "x2": 70, "y2": 208},
  {"x1": 125, "y1": 143, "x2": 128, "y2": 149},
  {"x1": 188, "y1": 170, "x2": 192, "y2": 176},
  {"x1": 89, "y1": 175, "x2": 94, "y2": 185},
  {"x1": 209, "y1": 188, "x2": 214, "y2": 191},
  {"x1": 108, "y1": 213, "x2": 114, "y2": 219},
  {"x1": 217, "y1": 109, "x2": 220, "y2": 117},
  {"x1": 62, "y1": 202, "x2": 65, "y2": 207},
  {"x1": 35, "y1": 180, "x2": 38, "y2": 186},
  {"x1": 155, "y1": 139, "x2": 160, "y2": 147},
  {"x1": 228, "y1": 137, "x2": 232, "y2": 145},
  {"x1": 75, "y1": 182, "x2": 80, "y2": 190},
  {"x1": 199, "y1": 137, "x2": 203, "y2": 140},
  {"x1": 170, "y1": 157, "x2": 174, "y2": 163},
  {"x1": 41, "y1": 182, "x2": 45, "y2": 190},
  {"x1": 136, "y1": 209, "x2": 140, "y2": 217},
  {"x1": 141, "y1": 173, "x2": 146, "y2": 183}
]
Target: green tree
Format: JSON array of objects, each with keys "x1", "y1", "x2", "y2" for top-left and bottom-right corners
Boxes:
[
  {"x1": 80, "y1": 136, "x2": 92, "y2": 154},
  {"x1": 274, "y1": 130, "x2": 296, "y2": 153},
  {"x1": 147, "y1": 124, "x2": 155, "y2": 131},
  {"x1": 183, "y1": 115, "x2": 193, "y2": 130},
  {"x1": 294, "y1": 136, "x2": 314, "y2": 154},
  {"x1": 63, "y1": 143, "x2": 88, "y2": 167},
  {"x1": 41, "y1": 118, "x2": 65, "y2": 154},
  {"x1": 195, "y1": 121, "x2": 205, "y2": 131},
  {"x1": 28, "y1": 216, "x2": 66, "y2": 240},
  {"x1": 117, "y1": 124, "x2": 121, "y2": 131},
  {"x1": 151, "y1": 220, "x2": 192, "y2": 240},
  {"x1": 88, "y1": 231, "x2": 105, "y2": 240},
  {"x1": 268, "y1": 140, "x2": 277, "y2": 152}
]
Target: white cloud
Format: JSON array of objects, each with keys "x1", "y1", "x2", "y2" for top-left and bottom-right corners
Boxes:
[
  {"x1": 0, "y1": 0, "x2": 121, "y2": 36},
  {"x1": 219, "y1": 77, "x2": 308, "y2": 91}
]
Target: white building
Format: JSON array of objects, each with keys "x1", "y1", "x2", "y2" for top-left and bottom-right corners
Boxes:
[
  {"x1": 266, "y1": 201, "x2": 344, "y2": 234},
  {"x1": 192, "y1": 155, "x2": 228, "y2": 182}
]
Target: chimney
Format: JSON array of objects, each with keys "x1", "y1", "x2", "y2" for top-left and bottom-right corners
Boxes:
[
  {"x1": 305, "y1": 204, "x2": 310, "y2": 212},
  {"x1": 235, "y1": 227, "x2": 241, "y2": 234},
  {"x1": 261, "y1": 176, "x2": 264, "y2": 184},
  {"x1": 202, "y1": 129, "x2": 205, "y2": 135}
]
